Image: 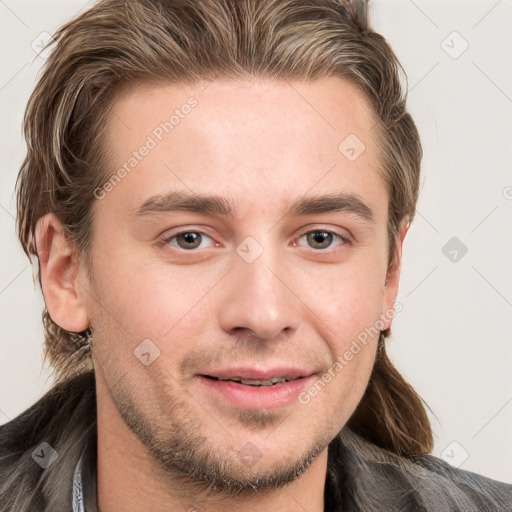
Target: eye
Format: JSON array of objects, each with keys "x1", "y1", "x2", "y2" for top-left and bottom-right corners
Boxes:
[
  {"x1": 160, "y1": 230, "x2": 216, "y2": 251},
  {"x1": 296, "y1": 229, "x2": 348, "y2": 251},
  {"x1": 158, "y1": 228, "x2": 348, "y2": 252}
]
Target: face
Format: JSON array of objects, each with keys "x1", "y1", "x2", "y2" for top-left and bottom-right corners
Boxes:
[{"x1": 79, "y1": 78, "x2": 402, "y2": 496}]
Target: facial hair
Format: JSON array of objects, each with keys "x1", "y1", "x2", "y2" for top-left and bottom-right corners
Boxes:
[{"x1": 110, "y1": 377, "x2": 331, "y2": 503}]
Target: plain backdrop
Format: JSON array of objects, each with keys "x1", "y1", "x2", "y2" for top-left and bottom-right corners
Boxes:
[{"x1": 1, "y1": 0, "x2": 511, "y2": 484}]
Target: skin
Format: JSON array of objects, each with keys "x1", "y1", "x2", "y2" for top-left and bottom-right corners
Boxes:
[{"x1": 36, "y1": 77, "x2": 408, "y2": 512}]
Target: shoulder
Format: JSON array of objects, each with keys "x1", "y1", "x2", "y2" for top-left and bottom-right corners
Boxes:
[
  {"x1": 0, "y1": 371, "x2": 95, "y2": 457},
  {"x1": 330, "y1": 428, "x2": 512, "y2": 511},
  {"x1": 0, "y1": 371, "x2": 96, "y2": 511},
  {"x1": 410, "y1": 452, "x2": 512, "y2": 511}
]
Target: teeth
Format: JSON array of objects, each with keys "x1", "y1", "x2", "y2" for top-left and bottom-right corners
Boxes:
[
  {"x1": 241, "y1": 379, "x2": 263, "y2": 386},
  {"x1": 214, "y1": 376, "x2": 299, "y2": 385}
]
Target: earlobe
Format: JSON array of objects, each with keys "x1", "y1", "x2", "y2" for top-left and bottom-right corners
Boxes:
[{"x1": 35, "y1": 213, "x2": 90, "y2": 333}]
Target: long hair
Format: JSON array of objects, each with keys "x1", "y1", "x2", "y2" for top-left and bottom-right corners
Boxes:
[{"x1": 15, "y1": 0, "x2": 432, "y2": 459}]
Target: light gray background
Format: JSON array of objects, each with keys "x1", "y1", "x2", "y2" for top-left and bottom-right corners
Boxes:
[{"x1": 1, "y1": 0, "x2": 511, "y2": 483}]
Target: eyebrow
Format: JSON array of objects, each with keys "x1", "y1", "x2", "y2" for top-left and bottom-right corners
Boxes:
[{"x1": 133, "y1": 190, "x2": 374, "y2": 222}]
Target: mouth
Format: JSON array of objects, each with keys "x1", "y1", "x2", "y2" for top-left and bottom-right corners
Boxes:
[
  {"x1": 200, "y1": 375, "x2": 302, "y2": 387},
  {"x1": 197, "y1": 374, "x2": 314, "y2": 409}
]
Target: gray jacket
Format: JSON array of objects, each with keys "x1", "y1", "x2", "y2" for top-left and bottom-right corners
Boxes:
[{"x1": 1, "y1": 371, "x2": 511, "y2": 511}]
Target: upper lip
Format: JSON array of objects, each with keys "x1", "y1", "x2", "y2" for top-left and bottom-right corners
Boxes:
[{"x1": 199, "y1": 365, "x2": 315, "y2": 380}]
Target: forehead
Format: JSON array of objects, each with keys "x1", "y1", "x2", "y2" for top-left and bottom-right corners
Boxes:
[{"x1": 100, "y1": 77, "x2": 386, "y2": 219}]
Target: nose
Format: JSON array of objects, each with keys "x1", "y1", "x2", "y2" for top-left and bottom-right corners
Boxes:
[{"x1": 217, "y1": 239, "x2": 300, "y2": 342}]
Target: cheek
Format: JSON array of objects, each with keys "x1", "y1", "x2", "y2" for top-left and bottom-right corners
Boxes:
[
  {"x1": 304, "y1": 262, "x2": 386, "y2": 338},
  {"x1": 298, "y1": 327, "x2": 378, "y2": 430},
  {"x1": 90, "y1": 249, "x2": 220, "y2": 342}
]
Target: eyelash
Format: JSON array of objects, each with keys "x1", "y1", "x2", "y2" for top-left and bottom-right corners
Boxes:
[{"x1": 158, "y1": 228, "x2": 349, "y2": 252}]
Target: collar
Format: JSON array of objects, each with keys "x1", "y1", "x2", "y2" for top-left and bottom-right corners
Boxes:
[
  {"x1": 72, "y1": 436, "x2": 98, "y2": 511},
  {"x1": 72, "y1": 450, "x2": 85, "y2": 512}
]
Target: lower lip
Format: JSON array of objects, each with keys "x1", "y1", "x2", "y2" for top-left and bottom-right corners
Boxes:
[{"x1": 198, "y1": 375, "x2": 314, "y2": 410}]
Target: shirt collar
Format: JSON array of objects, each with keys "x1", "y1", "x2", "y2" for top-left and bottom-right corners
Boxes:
[
  {"x1": 72, "y1": 436, "x2": 98, "y2": 511},
  {"x1": 72, "y1": 450, "x2": 85, "y2": 512}
]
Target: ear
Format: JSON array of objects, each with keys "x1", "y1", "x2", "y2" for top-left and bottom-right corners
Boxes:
[
  {"x1": 35, "y1": 213, "x2": 90, "y2": 333},
  {"x1": 381, "y1": 219, "x2": 410, "y2": 330}
]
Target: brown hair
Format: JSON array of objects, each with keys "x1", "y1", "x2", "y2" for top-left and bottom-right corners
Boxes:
[{"x1": 16, "y1": 0, "x2": 432, "y2": 455}]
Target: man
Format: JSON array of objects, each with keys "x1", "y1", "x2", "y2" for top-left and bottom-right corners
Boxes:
[{"x1": 1, "y1": 0, "x2": 510, "y2": 510}]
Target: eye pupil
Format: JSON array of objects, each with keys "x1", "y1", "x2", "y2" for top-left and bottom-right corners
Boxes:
[
  {"x1": 307, "y1": 231, "x2": 332, "y2": 249},
  {"x1": 178, "y1": 232, "x2": 201, "y2": 249}
]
